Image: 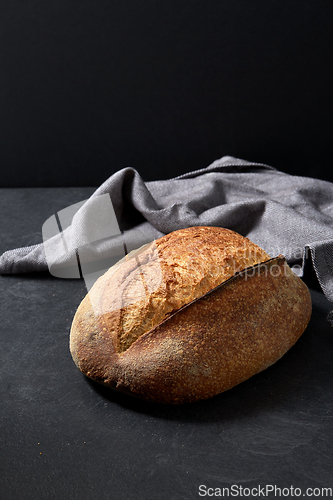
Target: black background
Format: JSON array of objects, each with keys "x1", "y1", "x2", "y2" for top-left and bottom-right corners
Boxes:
[
  {"x1": 1, "y1": 0, "x2": 333, "y2": 187},
  {"x1": 1, "y1": 3, "x2": 333, "y2": 496}
]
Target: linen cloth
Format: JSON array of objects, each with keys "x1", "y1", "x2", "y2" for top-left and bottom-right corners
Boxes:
[{"x1": 1, "y1": 156, "x2": 332, "y2": 325}]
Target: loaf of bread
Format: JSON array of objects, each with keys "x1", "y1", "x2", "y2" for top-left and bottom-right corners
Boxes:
[{"x1": 70, "y1": 226, "x2": 312, "y2": 404}]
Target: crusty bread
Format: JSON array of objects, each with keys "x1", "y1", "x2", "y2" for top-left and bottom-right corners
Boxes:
[{"x1": 70, "y1": 226, "x2": 312, "y2": 404}]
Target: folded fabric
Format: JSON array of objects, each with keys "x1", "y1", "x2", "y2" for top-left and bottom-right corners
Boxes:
[{"x1": 1, "y1": 155, "x2": 332, "y2": 326}]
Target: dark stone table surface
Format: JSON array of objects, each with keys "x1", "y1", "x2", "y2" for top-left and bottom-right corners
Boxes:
[{"x1": 1, "y1": 188, "x2": 332, "y2": 500}]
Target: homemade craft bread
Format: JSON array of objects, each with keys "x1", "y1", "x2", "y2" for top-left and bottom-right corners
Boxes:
[{"x1": 70, "y1": 226, "x2": 312, "y2": 404}]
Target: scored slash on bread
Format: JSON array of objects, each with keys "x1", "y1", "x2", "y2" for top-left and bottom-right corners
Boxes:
[{"x1": 69, "y1": 226, "x2": 312, "y2": 404}]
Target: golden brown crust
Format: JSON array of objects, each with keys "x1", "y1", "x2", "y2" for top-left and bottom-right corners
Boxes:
[
  {"x1": 69, "y1": 227, "x2": 312, "y2": 404},
  {"x1": 84, "y1": 226, "x2": 270, "y2": 353}
]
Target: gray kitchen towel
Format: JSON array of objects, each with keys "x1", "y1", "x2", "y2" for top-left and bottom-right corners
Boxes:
[{"x1": 0, "y1": 155, "x2": 332, "y2": 325}]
